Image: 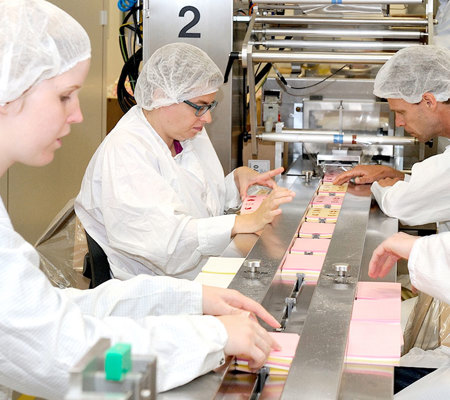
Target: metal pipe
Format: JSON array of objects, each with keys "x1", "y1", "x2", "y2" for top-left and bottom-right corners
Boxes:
[
  {"x1": 255, "y1": 16, "x2": 429, "y2": 26},
  {"x1": 256, "y1": 0, "x2": 422, "y2": 3},
  {"x1": 251, "y1": 51, "x2": 393, "y2": 64},
  {"x1": 257, "y1": 131, "x2": 418, "y2": 146},
  {"x1": 252, "y1": 39, "x2": 417, "y2": 51},
  {"x1": 253, "y1": 28, "x2": 425, "y2": 39}
]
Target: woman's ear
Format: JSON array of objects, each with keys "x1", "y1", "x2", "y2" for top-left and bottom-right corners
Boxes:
[
  {"x1": 422, "y1": 92, "x2": 437, "y2": 109},
  {"x1": 0, "y1": 97, "x2": 25, "y2": 116}
]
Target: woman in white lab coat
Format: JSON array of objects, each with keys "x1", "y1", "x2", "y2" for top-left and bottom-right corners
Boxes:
[
  {"x1": 369, "y1": 232, "x2": 450, "y2": 399},
  {"x1": 75, "y1": 43, "x2": 295, "y2": 280},
  {"x1": 0, "y1": 1, "x2": 280, "y2": 398}
]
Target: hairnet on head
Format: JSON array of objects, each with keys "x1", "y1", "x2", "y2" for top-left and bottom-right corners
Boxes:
[
  {"x1": 373, "y1": 45, "x2": 450, "y2": 103},
  {"x1": 0, "y1": 0, "x2": 91, "y2": 105},
  {"x1": 135, "y1": 43, "x2": 224, "y2": 110}
]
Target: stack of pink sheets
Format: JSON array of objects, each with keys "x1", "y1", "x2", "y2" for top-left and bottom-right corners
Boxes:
[
  {"x1": 346, "y1": 282, "x2": 403, "y2": 366},
  {"x1": 235, "y1": 332, "x2": 300, "y2": 375}
]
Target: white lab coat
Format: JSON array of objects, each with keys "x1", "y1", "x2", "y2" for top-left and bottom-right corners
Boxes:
[
  {"x1": 408, "y1": 232, "x2": 450, "y2": 305},
  {"x1": 371, "y1": 146, "x2": 450, "y2": 232},
  {"x1": 0, "y1": 198, "x2": 227, "y2": 399},
  {"x1": 394, "y1": 233, "x2": 450, "y2": 399},
  {"x1": 75, "y1": 106, "x2": 241, "y2": 280}
]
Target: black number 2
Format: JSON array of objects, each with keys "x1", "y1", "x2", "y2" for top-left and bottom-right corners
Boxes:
[{"x1": 178, "y1": 6, "x2": 201, "y2": 38}]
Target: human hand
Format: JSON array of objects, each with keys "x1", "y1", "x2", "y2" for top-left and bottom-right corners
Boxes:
[
  {"x1": 217, "y1": 312, "x2": 281, "y2": 370},
  {"x1": 369, "y1": 232, "x2": 420, "y2": 278},
  {"x1": 333, "y1": 165, "x2": 404, "y2": 185},
  {"x1": 233, "y1": 187, "x2": 295, "y2": 235},
  {"x1": 377, "y1": 177, "x2": 402, "y2": 187},
  {"x1": 235, "y1": 166, "x2": 284, "y2": 199},
  {"x1": 202, "y1": 285, "x2": 280, "y2": 328}
]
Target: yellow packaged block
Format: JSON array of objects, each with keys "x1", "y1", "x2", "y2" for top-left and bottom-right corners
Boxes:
[
  {"x1": 318, "y1": 183, "x2": 348, "y2": 196},
  {"x1": 305, "y1": 207, "x2": 340, "y2": 223}
]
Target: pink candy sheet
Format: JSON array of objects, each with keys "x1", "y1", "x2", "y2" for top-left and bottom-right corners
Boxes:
[
  {"x1": 291, "y1": 238, "x2": 331, "y2": 255},
  {"x1": 346, "y1": 321, "x2": 402, "y2": 365},
  {"x1": 299, "y1": 222, "x2": 335, "y2": 238},
  {"x1": 282, "y1": 253, "x2": 326, "y2": 271}
]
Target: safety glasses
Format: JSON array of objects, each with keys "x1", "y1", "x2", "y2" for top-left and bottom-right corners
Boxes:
[{"x1": 183, "y1": 99, "x2": 218, "y2": 117}]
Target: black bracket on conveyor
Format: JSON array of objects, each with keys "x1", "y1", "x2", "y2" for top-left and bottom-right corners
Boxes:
[
  {"x1": 249, "y1": 366, "x2": 270, "y2": 400},
  {"x1": 277, "y1": 273, "x2": 305, "y2": 331}
]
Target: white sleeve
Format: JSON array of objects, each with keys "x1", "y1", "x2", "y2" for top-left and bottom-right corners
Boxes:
[
  {"x1": 408, "y1": 233, "x2": 450, "y2": 304},
  {"x1": 59, "y1": 275, "x2": 204, "y2": 317},
  {"x1": 100, "y1": 140, "x2": 236, "y2": 277},
  {"x1": 371, "y1": 151, "x2": 450, "y2": 226},
  {"x1": 224, "y1": 170, "x2": 242, "y2": 209},
  {"x1": 0, "y1": 224, "x2": 227, "y2": 398}
]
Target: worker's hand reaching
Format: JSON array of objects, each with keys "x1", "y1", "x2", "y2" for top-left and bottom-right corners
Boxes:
[
  {"x1": 377, "y1": 177, "x2": 402, "y2": 187},
  {"x1": 369, "y1": 232, "x2": 419, "y2": 278},
  {"x1": 232, "y1": 187, "x2": 295, "y2": 235},
  {"x1": 234, "y1": 166, "x2": 284, "y2": 199},
  {"x1": 217, "y1": 312, "x2": 281, "y2": 370},
  {"x1": 202, "y1": 285, "x2": 280, "y2": 328},
  {"x1": 333, "y1": 165, "x2": 405, "y2": 185}
]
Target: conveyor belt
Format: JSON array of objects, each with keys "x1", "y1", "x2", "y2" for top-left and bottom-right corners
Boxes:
[{"x1": 160, "y1": 166, "x2": 397, "y2": 399}]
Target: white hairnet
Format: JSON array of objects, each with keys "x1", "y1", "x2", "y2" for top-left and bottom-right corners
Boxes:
[
  {"x1": 373, "y1": 45, "x2": 450, "y2": 103},
  {"x1": 0, "y1": 0, "x2": 91, "y2": 105},
  {"x1": 135, "y1": 43, "x2": 224, "y2": 110}
]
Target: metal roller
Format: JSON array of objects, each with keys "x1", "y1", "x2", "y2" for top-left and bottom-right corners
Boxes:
[
  {"x1": 257, "y1": 131, "x2": 418, "y2": 146},
  {"x1": 256, "y1": 0, "x2": 422, "y2": 4},
  {"x1": 252, "y1": 39, "x2": 419, "y2": 51},
  {"x1": 246, "y1": 51, "x2": 393, "y2": 65},
  {"x1": 254, "y1": 16, "x2": 430, "y2": 26},
  {"x1": 252, "y1": 28, "x2": 425, "y2": 39}
]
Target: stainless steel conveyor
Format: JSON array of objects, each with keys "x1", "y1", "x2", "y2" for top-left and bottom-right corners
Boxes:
[{"x1": 160, "y1": 162, "x2": 398, "y2": 399}]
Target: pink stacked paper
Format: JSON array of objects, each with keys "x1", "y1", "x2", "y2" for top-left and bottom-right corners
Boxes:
[
  {"x1": 281, "y1": 253, "x2": 326, "y2": 284},
  {"x1": 290, "y1": 238, "x2": 331, "y2": 255},
  {"x1": 318, "y1": 184, "x2": 347, "y2": 197},
  {"x1": 299, "y1": 222, "x2": 335, "y2": 239},
  {"x1": 346, "y1": 320, "x2": 402, "y2": 365},
  {"x1": 240, "y1": 194, "x2": 268, "y2": 215},
  {"x1": 351, "y1": 297, "x2": 401, "y2": 323},
  {"x1": 305, "y1": 207, "x2": 340, "y2": 223},
  {"x1": 346, "y1": 282, "x2": 402, "y2": 366},
  {"x1": 311, "y1": 195, "x2": 344, "y2": 209},
  {"x1": 235, "y1": 332, "x2": 300, "y2": 375},
  {"x1": 356, "y1": 281, "x2": 401, "y2": 300}
]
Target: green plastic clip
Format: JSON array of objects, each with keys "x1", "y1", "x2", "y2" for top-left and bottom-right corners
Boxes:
[{"x1": 105, "y1": 343, "x2": 132, "y2": 381}]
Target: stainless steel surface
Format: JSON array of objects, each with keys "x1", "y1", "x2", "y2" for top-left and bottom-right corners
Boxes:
[
  {"x1": 253, "y1": 28, "x2": 424, "y2": 39},
  {"x1": 255, "y1": 16, "x2": 429, "y2": 26},
  {"x1": 251, "y1": 51, "x2": 393, "y2": 64},
  {"x1": 253, "y1": 40, "x2": 418, "y2": 51},
  {"x1": 281, "y1": 192, "x2": 372, "y2": 399},
  {"x1": 257, "y1": 132, "x2": 417, "y2": 146},
  {"x1": 227, "y1": 175, "x2": 320, "y2": 304}
]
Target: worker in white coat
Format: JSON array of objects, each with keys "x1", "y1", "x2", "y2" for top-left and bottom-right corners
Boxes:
[
  {"x1": 75, "y1": 43, "x2": 295, "y2": 280},
  {"x1": 334, "y1": 46, "x2": 450, "y2": 231},
  {"x1": 0, "y1": 1, "x2": 281, "y2": 398},
  {"x1": 369, "y1": 232, "x2": 450, "y2": 399}
]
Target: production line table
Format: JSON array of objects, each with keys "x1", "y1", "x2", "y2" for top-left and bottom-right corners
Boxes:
[{"x1": 160, "y1": 164, "x2": 398, "y2": 400}]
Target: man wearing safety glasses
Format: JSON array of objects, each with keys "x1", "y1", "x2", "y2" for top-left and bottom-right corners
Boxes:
[{"x1": 76, "y1": 43, "x2": 295, "y2": 280}]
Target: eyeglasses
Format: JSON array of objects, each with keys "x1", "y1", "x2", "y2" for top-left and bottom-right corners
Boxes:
[{"x1": 183, "y1": 99, "x2": 218, "y2": 117}]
